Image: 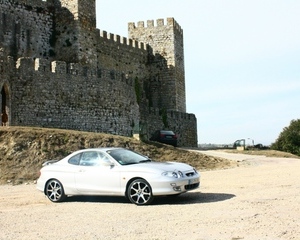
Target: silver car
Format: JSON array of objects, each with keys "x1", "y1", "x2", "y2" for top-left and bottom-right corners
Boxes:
[{"x1": 37, "y1": 148, "x2": 200, "y2": 205}]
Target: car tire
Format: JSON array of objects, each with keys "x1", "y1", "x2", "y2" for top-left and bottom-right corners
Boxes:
[
  {"x1": 45, "y1": 179, "x2": 66, "y2": 202},
  {"x1": 127, "y1": 179, "x2": 154, "y2": 205}
]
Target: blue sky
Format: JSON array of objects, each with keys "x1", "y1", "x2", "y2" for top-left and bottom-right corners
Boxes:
[{"x1": 96, "y1": 0, "x2": 300, "y2": 145}]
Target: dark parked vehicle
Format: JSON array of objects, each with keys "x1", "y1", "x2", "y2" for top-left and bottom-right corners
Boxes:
[{"x1": 150, "y1": 130, "x2": 178, "y2": 147}]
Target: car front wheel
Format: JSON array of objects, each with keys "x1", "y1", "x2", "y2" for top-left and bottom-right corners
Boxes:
[
  {"x1": 127, "y1": 179, "x2": 154, "y2": 205},
  {"x1": 45, "y1": 179, "x2": 66, "y2": 202}
]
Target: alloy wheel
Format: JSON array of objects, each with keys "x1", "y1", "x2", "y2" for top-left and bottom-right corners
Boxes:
[
  {"x1": 127, "y1": 179, "x2": 153, "y2": 205},
  {"x1": 45, "y1": 179, "x2": 66, "y2": 202}
]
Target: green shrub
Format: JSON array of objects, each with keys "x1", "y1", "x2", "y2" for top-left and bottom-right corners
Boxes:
[{"x1": 271, "y1": 119, "x2": 300, "y2": 156}]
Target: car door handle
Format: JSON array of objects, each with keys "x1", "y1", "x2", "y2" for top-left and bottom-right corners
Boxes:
[{"x1": 79, "y1": 169, "x2": 85, "y2": 172}]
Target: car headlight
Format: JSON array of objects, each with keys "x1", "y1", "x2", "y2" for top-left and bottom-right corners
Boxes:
[{"x1": 162, "y1": 171, "x2": 183, "y2": 178}]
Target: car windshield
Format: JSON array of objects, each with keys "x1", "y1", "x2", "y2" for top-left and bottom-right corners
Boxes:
[{"x1": 107, "y1": 149, "x2": 151, "y2": 165}]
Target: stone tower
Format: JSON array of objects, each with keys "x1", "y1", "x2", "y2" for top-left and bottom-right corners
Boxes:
[
  {"x1": 128, "y1": 18, "x2": 186, "y2": 112},
  {"x1": 60, "y1": 0, "x2": 96, "y2": 29},
  {"x1": 53, "y1": 0, "x2": 97, "y2": 65}
]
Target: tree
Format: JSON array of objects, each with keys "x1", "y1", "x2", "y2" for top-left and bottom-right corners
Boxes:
[{"x1": 271, "y1": 119, "x2": 300, "y2": 156}]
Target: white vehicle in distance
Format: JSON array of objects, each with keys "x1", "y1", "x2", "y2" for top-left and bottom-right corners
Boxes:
[{"x1": 37, "y1": 148, "x2": 200, "y2": 205}]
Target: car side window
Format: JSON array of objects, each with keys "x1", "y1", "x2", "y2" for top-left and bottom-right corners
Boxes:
[
  {"x1": 79, "y1": 151, "x2": 111, "y2": 166},
  {"x1": 68, "y1": 153, "x2": 81, "y2": 165},
  {"x1": 98, "y1": 152, "x2": 111, "y2": 164},
  {"x1": 80, "y1": 151, "x2": 100, "y2": 166}
]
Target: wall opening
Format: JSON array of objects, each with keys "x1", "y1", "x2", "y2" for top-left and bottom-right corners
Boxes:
[{"x1": 1, "y1": 85, "x2": 9, "y2": 126}]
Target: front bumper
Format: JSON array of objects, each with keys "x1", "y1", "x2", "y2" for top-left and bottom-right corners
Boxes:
[{"x1": 151, "y1": 175, "x2": 200, "y2": 196}]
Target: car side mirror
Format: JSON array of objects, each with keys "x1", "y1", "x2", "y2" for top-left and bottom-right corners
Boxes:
[{"x1": 103, "y1": 161, "x2": 115, "y2": 168}]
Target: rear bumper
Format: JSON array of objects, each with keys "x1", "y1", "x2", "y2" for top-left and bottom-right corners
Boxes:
[{"x1": 159, "y1": 139, "x2": 177, "y2": 146}]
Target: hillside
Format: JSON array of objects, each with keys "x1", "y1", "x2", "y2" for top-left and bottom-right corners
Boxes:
[{"x1": 0, "y1": 127, "x2": 236, "y2": 184}]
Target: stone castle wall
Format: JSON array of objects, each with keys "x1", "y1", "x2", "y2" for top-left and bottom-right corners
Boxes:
[
  {"x1": 0, "y1": 0, "x2": 53, "y2": 60},
  {"x1": 7, "y1": 57, "x2": 140, "y2": 136},
  {"x1": 0, "y1": 0, "x2": 198, "y2": 147}
]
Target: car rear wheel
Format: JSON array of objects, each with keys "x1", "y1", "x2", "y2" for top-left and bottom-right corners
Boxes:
[
  {"x1": 45, "y1": 179, "x2": 66, "y2": 202},
  {"x1": 127, "y1": 179, "x2": 153, "y2": 205}
]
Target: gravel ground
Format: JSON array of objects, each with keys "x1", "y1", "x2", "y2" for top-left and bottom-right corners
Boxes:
[{"x1": 0, "y1": 151, "x2": 300, "y2": 240}]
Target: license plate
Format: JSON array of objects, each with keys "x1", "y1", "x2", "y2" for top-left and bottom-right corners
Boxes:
[{"x1": 188, "y1": 178, "x2": 199, "y2": 184}]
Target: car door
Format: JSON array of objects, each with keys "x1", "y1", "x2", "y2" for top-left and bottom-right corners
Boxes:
[{"x1": 75, "y1": 151, "x2": 121, "y2": 195}]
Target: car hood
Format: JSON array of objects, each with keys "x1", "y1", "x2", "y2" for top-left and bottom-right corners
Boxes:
[{"x1": 124, "y1": 161, "x2": 194, "y2": 172}]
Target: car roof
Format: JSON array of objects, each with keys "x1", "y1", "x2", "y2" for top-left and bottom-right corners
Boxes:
[
  {"x1": 64, "y1": 147, "x2": 125, "y2": 156},
  {"x1": 75, "y1": 147, "x2": 124, "y2": 152}
]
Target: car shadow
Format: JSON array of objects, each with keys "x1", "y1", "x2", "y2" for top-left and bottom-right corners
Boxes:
[
  {"x1": 64, "y1": 192, "x2": 235, "y2": 205},
  {"x1": 64, "y1": 195, "x2": 128, "y2": 204},
  {"x1": 152, "y1": 192, "x2": 235, "y2": 205}
]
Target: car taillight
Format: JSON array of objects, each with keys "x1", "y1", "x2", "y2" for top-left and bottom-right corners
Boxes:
[{"x1": 173, "y1": 134, "x2": 178, "y2": 139}]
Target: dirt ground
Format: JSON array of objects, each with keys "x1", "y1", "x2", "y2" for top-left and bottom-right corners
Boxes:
[
  {"x1": 0, "y1": 151, "x2": 299, "y2": 240},
  {"x1": 0, "y1": 127, "x2": 236, "y2": 184}
]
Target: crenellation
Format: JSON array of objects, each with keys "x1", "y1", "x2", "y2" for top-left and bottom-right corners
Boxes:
[
  {"x1": 35, "y1": 58, "x2": 50, "y2": 72},
  {"x1": 157, "y1": 18, "x2": 164, "y2": 26},
  {"x1": 95, "y1": 28, "x2": 100, "y2": 37},
  {"x1": 137, "y1": 21, "x2": 144, "y2": 28},
  {"x1": 132, "y1": 40, "x2": 138, "y2": 48},
  {"x1": 128, "y1": 22, "x2": 135, "y2": 30},
  {"x1": 128, "y1": 18, "x2": 183, "y2": 32},
  {"x1": 167, "y1": 17, "x2": 183, "y2": 35},
  {"x1": 166, "y1": 17, "x2": 174, "y2": 26},
  {"x1": 114, "y1": 34, "x2": 120, "y2": 44},
  {"x1": 51, "y1": 61, "x2": 67, "y2": 74},
  {"x1": 16, "y1": 57, "x2": 34, "y2": 72},
  {"x1": 139, "y1": 42, "x2": 145, "y2": 50},
  {"x1": 121, "y1": 36, "x2": 126, "y2": 44},
  {"x1": 147, "y1": 20, "x2": 154, "y2": 27},
  {"x1": 93, "y1": 28, "x2": 152, "y2": 52},
  {"x1": 100, "y1": 30, "x2": 107, "y2": 38},
  {"x1": 128, "y1": 38, "x2": 133, "y2": 46},
  {"x1": 68, "y1": 62, "x2": 83, "y2": 76},
  {"x1": 108, "y1": 33, "x2": 114, "y2": 41}
]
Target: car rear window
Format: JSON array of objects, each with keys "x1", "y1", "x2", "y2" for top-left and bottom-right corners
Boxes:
[
  {"x1": 161, "y1": 131, "x2": 174, "y2": 135},
  {"x1": 68, "y1": 153, "x2": 81, "y2": 165}
]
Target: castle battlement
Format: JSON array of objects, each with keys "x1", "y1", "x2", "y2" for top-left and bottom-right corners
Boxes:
[
  {"x1": 14, "y1": 57, "x2": 85, "y2": 75},
  {"x1": 12, "y1": 57, "x2": 134, "y2": 87},
  {"x1": 51, "y1": 61, "x2": 67, "y2": 74},
  {"x1": 148, "y1": 108, "x2": 195, "y2": 121},
  {"x1": 128, "y1": 18, "x2": 183, "y2": 35},
  {"x1": 99, "y1": 30, "x2": 147, "y2": 51},
  {"x1": 0, "y1": 1, "x2": 197, "y2": 147},
  {"x1": 167, "y1": 110, "x2": 196, "y2": 121}
]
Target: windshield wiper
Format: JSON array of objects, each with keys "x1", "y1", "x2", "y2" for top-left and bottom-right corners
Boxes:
[{"x1": 139, "y1": 159, "x2": 152, "y2": 163}]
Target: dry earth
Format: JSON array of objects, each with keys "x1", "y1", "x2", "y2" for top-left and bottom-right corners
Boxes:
[
  {"x1": 0, "y1": 127, "x2": 236, "y2": 184},
  {"x1": 0, "y1": 151, "x2": 300, "y2": 240}
]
